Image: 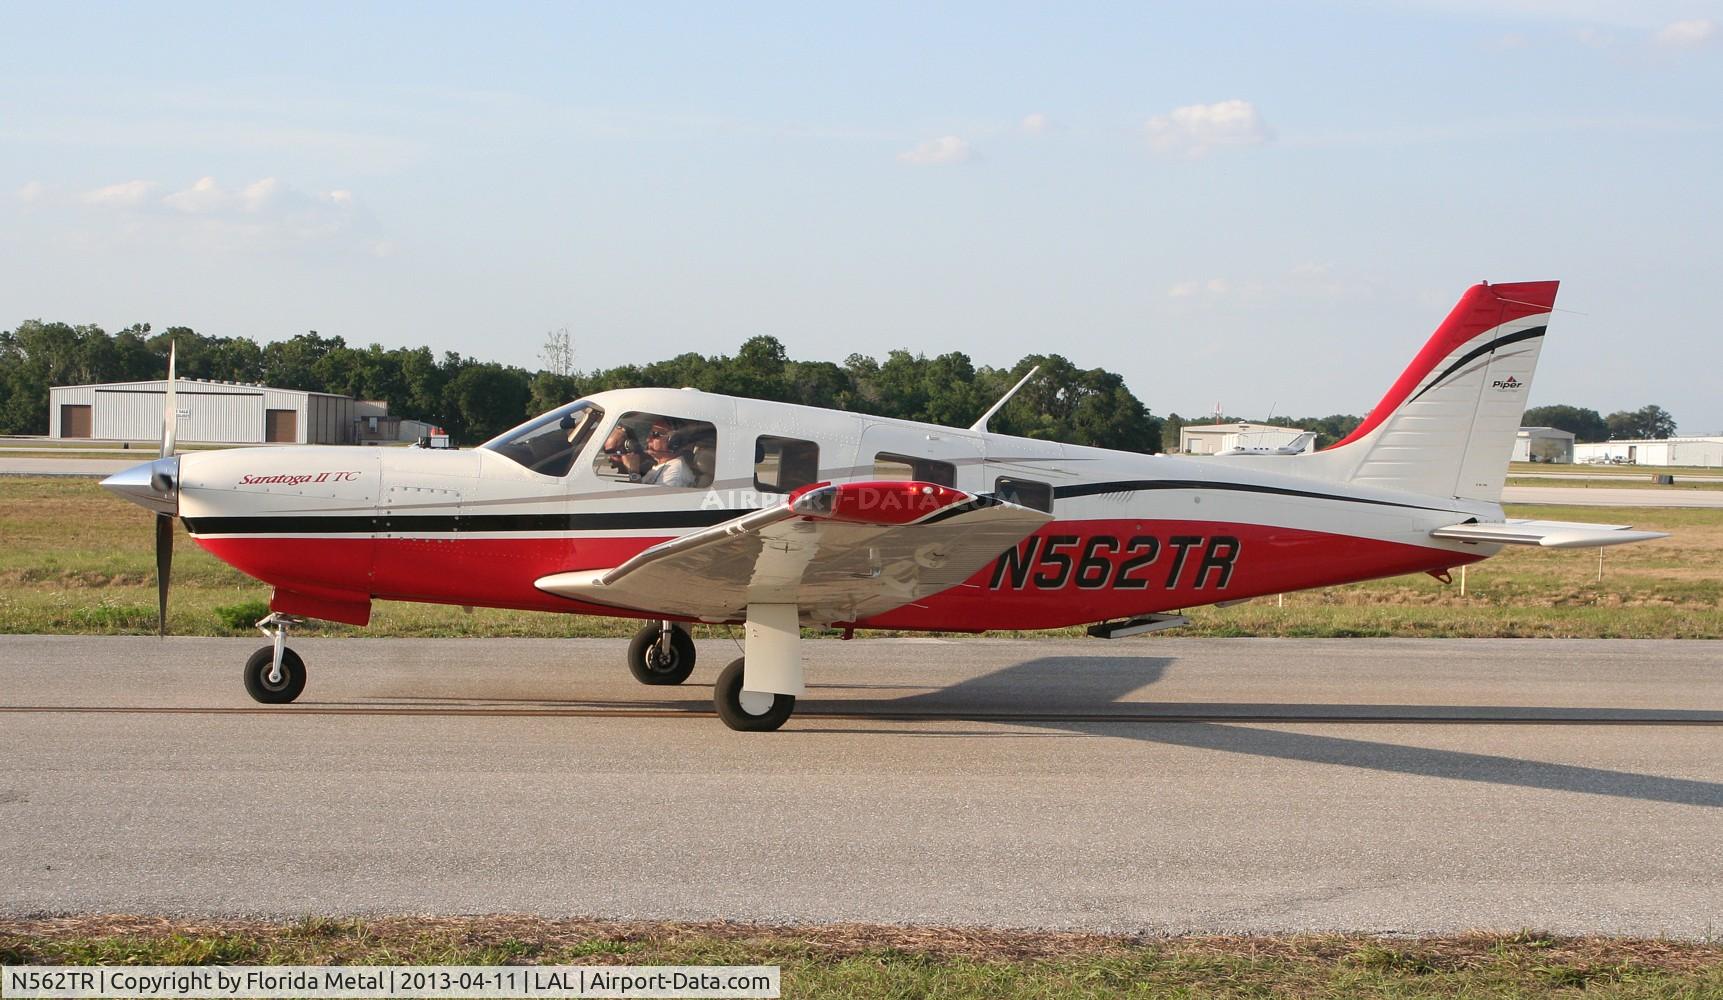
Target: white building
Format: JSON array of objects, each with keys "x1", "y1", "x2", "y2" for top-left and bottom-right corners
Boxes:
[
  {"x1": 1512, "y1": 426, "x2": 1575, "y2": 463},
  {"x1": 50, "y1": 379, "x2": 362, "y2": 445},
  {"x1": 1572, "y1": 437, "x2": 1723, "y2": 468},
  {"x1": 1179, "y1": 422, "x2": 1315, "y2": 455}
]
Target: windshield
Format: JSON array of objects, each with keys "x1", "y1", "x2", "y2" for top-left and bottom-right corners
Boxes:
[{"x1": 481, "y1": 401, "x2": 606, "y2": 477}]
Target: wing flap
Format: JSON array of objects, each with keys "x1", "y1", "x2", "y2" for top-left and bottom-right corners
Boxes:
[
  {"x1": 536, "y1": 481, "x2": 1051, "y2": 622},
  {"x1": 1432, "y1": 518, "x2": 1668, "y2": 549}
]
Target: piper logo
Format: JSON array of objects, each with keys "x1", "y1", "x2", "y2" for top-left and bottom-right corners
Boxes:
[{"x1": 1491, "y1": 375, "x2": 1524, "y2": 391}]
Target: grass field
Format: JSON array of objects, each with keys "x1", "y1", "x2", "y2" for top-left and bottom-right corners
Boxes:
[
  {"x1": 3, "y1": 918, "x2": 1720, "y2": 999},
  {"x1": 1, "y1": 476, "x2": 1717, "y2": 639}
]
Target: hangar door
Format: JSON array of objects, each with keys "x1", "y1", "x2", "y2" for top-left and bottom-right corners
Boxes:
[
  {"x1": 265, "y1": 409, "x2": 298, "y2": 443},
  {"x1": 60, "y1": 405, "x2": 92, "y2": 438}
]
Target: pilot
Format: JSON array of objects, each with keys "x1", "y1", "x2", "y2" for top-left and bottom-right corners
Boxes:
[
  {"x1": 641, "y1": 419, "x2": 699, "y2": 487},
  {"x1": 600, "y1": 425, "x2": 653, "y2": 480}
]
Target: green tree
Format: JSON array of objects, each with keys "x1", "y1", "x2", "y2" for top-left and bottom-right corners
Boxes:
[
  {"x1": 262, "y1": 331, "x2": 345, "y2": 391},
  {"x1": 1523, "y1": 404, "x2": 1608, "y2": 443},
  {"x1": 528, "y1": 372, "x2": 582, "y2": 416},
  {"x1": 444, "y1": 364, "x2": 532, "y2": 442},
  {"x1": 717, "y1": 335, "x2": 791, "y2": 401},
  {"x1": 1161, "y1": 412, "x2": 1187, "y2": 453},
  {"x1": 1606, "y1": 404, "x2": 1677, "y2": 440}
]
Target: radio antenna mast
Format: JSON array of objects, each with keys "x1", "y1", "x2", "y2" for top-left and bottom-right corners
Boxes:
[{"x1": 970, "y1": 365, "x2": 1041, "y2": 433}]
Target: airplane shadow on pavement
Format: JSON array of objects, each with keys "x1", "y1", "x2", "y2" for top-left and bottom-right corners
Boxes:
[{"x1": 811, "y1": 655, "x2": 1723, "y2": 809}]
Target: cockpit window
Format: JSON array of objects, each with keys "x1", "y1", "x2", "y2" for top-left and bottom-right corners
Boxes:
[
  {"x1": 594, "y1": 412, "x2": 717, "y2": 489},
  {"x1": 481, "y1": 401, "x2": 605, "y2": 477}
]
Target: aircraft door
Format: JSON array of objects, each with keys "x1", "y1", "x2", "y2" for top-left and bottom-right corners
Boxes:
[
  {"x1": 982, "y1": 437, "x2": 1070, "y2": 512},
  {"x1": 856, "y1": 423, "x2": 986, "y2": 492}
]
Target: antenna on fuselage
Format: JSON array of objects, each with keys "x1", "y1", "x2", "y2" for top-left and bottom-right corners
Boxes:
[{"x1": 969, "y1": 365, "x2": 1040, "y2": 433}]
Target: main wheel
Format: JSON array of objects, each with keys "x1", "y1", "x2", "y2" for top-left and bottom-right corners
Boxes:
[
  {"x1": 627, "y1": 623, "x2": 696, "y2": 685},
  {"x1": 244, "y1": 646, "x2": 306, "y2": 704},
  {"x1": 713, "y1": 657, "x2": 795, "y2": 732}
]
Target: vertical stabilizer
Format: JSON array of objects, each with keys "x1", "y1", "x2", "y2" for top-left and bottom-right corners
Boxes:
[{"x1": 1294, "y1": 280, "x2": 1557, "y2": 501}]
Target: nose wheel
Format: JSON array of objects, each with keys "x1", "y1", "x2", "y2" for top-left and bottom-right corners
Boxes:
[
  {"x1": 245, "y1": 612, "x2": 306, "y2": 704},
  {"x1": 626, "y1": 621, "x2": 696, "y2": 685}
]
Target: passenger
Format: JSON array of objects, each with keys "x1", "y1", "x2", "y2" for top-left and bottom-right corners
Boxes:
[{"x1": 641, "y1": 419, "x2": 699, "y2": 487}]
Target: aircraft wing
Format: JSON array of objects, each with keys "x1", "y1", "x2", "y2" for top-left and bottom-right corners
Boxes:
[
  {"x1": 1431, "y1": 519, "x2": 1668, "y2": 549},
  {"x1": 535, "y1": 481, "x2": 1052, "y2": 623}
]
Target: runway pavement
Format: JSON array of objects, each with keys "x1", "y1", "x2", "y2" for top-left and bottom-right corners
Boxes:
[{"x1": 3, "y1": 635, "x2": 1721, "y2": 936}]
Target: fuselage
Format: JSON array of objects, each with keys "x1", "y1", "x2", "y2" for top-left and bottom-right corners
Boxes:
[{"x1": 171, "y1": 386, "x2": 1501, "y2": 630}]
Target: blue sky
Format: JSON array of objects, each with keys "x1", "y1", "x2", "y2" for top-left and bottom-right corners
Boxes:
[{"x1": 4, "y1": 1, "x2": 1720, "y2": 431}]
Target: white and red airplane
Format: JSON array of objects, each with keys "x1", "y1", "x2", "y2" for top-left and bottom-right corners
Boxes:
[{"x1": 104, "y1": 280, "x2": 1664, "y2": 730}]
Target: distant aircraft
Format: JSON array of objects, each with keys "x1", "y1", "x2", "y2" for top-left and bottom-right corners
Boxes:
[
  {"x1": 1214, "y1": 430, "x2": 1318, "y2": 456},
  {"x1": 104, "y1": 281, "x2": 1664, "y2": 731}
]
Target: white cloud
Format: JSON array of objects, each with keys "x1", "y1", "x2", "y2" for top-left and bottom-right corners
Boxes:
[
  {"x1": 163, "y1": 176, "x2": 230, "y2": 213},
  {"x1": 57, "y1": 175, "x2": 381, "y2": 255},
  {"x1": 16, "y1": 181, "x2": 46, "y2": 204},
  {"x1": 897, "y1": 135, "x2": 972, "y2": 166},
  {"x1": 82, "y1": 179, "x2": 157, "y2": 207},
  {"x1": 1656, "y1": 18, "x2": 1716, "y2": 47},
  {"x1": 1144, "y1": 99, "x2": 1272, "y2": 158},
  {"x1": 1021, "y1": 112, "x2": 1050, "y2": 135}
]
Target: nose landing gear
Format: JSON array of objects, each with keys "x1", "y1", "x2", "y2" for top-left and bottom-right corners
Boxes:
[
  {"x1": 626, "y1": 620, "x2": 696, "y2": 685},
  {"x1": 245, "y1": 612, "x2": 306, "y2": 704}
]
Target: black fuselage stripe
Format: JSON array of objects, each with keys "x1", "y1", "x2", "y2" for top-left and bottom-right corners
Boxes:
[
  {"x1": 185, "y1": 482, "x2": 1458, "y2": 536},
  {"x1": 1051, "y1": 480, "x2": 1459, "y2": 513},
  {"x1": 1407, "y1": 326, "x2": 1545, "y2": 404}
]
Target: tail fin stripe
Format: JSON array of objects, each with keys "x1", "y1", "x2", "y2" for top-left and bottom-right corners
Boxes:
[{"x1": 1407, "y1": 326, "x2": 1546, "y2": 404}]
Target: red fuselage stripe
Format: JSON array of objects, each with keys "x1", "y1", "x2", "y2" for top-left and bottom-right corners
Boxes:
[{"x1": 193, "y1": 518, "x2": 1478, "y2": 631}]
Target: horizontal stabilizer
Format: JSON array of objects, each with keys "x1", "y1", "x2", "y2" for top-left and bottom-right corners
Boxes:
[{"x1": 1431, "y1": 519, "x2": 1668, "y2": 549}]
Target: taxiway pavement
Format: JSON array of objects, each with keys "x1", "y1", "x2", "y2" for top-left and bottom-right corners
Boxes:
[
  {"x1": 0, "y1": 457, "x2": 134, "y2": 476},
  {"x1": 3, "y1": 635, "x2": 1720, "y2": 936},
  {"x1": 1500, "y1": 484, "x2": 1723, "y2": 508}
]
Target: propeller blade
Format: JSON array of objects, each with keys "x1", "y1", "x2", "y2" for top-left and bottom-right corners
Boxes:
[
  {"x1": 155, "y1": 512, "x2": 174, "y2": 636},
  {"x1": 161, "y1": 340, "x2": 177, "y2": 459}
]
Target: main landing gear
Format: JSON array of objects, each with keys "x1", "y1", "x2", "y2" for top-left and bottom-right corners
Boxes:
[
  {"x1": 714, "y1": 657, "x2": 796, "y2": 731},
  {"x1": 244, "y1": 612, "x2": 306, "y2": 704},
  {"x1": 625, "y1": 607, "x2": 805, "y2": 732},
  {"x1": 626, "y1": 621, "x2": 697, "y2": 685},
  {"x1": 716, "y1": 604, "x2": 803, "y2": 733}
]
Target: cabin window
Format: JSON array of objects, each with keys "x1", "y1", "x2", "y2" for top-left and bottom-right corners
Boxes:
[
  {"x1": 994, "y1": 476, "x2": 1053, "y2": 513},
  {"x1": 481, "y1": 401, "x2": 605, "y2": 478},
  {"x1": 594, "y1": 411, "x2": 718, "y2": 488},
  {"x1": 873, "y1": 452, "x2": 956, "y2": 487},
  {"x1": 755, "y1": 436, "x2": 821, "y2": 493}
]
